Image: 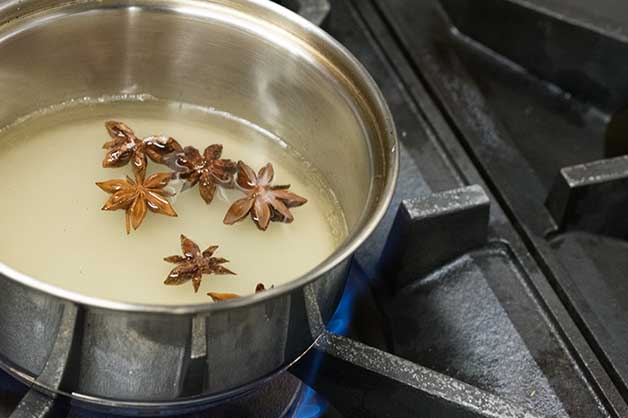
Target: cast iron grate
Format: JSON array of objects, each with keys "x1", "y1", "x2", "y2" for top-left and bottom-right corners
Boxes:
[{"x1": 371, "y1": 0, "x2": 628, "y2": 416}]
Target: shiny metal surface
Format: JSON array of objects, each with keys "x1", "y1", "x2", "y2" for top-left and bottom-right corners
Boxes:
[{"x1": 0, "y1": 0, "x2": 397, "y2": 409}]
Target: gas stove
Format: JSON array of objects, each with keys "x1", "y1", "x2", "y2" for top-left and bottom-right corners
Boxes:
[{"x1": 4, "y1": 0, "x2": 628, "y2": 417}]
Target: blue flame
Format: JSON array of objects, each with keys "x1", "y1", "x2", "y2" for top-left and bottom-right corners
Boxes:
[
  {"x1": 290, "y1": 262, "x2": 365, "y2": 418},
  {"x1": 326, "y1": 271, "x2": 360, "y2": 336},
  {"x1": 291, "y1": 387, "x2": 324, "y2": 418}
]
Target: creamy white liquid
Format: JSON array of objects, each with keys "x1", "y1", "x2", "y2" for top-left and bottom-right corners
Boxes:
[{"x1": 0, "y1": 99, "x2": 346, "y2": 305}]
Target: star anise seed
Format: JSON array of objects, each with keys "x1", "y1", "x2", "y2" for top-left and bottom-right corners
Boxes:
[
  {"x1": 223, "y1": 161, "x2": 307, "y2": 230},
  {"x1": 208, "y1": 283, "x2": 269, "y2": 302},
  {"x1": 164, "y1": 235, "x2": 235, "y2": 293},
  {"x1": 102, "y1": 121, "x2": 182, "y2": 174},
  {"x1": 96, "y1": 170, "x2": 177, "y2": 234},
  {"x1": 165, "y1": 145, "x2": 237, "y2": 204},
  {"x1": 207, "y1": 292, "x2": 240, "y2": 301}
]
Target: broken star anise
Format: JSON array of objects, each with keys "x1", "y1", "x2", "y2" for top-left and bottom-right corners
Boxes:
[
  {"x1": 208, "y1": 283, "x2": 269, "y2": 302},
  {"x1": 102, "y1": 121, "x2": 182, "y2": 173},
  {"x1": 96, "y1": 170, "x2": 177, "y2": 234},
  {"x1": 207, "y1": 292, "x2": 241, "y2": 302},
  {"x1": 166, "y1": 145, "x2": 237, "y2": 204},
  {"x1": 164, "y1": 235, "x2": 235, "y2": 293},
  {"x1": 223, "y1": 161, "x2": 307, "y2": 231}
]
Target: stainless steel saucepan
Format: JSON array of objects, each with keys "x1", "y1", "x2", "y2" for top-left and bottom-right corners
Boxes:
[{"x1": 0, "y1": 0, "x2": 398, "y2": 410}]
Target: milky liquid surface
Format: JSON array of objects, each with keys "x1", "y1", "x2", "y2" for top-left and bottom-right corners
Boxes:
[{"x1": 0, "y1": 99, "x2": 347, "y2": 305}]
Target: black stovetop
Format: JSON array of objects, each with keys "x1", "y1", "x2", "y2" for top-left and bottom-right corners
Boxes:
[{"x1": 5, "y1": 0, "x2": 628, "y2": 417}]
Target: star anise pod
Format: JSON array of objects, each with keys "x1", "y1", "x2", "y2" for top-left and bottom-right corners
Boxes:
[
  {"x1": 165, "y1": 145, "x2": 237, "y2": 204},
  {"x1": 223, "y1": 161, "x2": 307, "y2": 230},
  {"x1": 208, "y1": 283, "x2": 268, "y2": 302},
  {"x1": 96, "y1": 170, "x2": 177, "y2": 234},
  {"x1": 102, "y1": 121, "x2": 182, "y2": 173},
  {"x1": 207, "y1": 292, "x2": 241, "y2": 301},
  {"x1": 164, "y1": 235, "x2": 235, "y2": 293}
]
